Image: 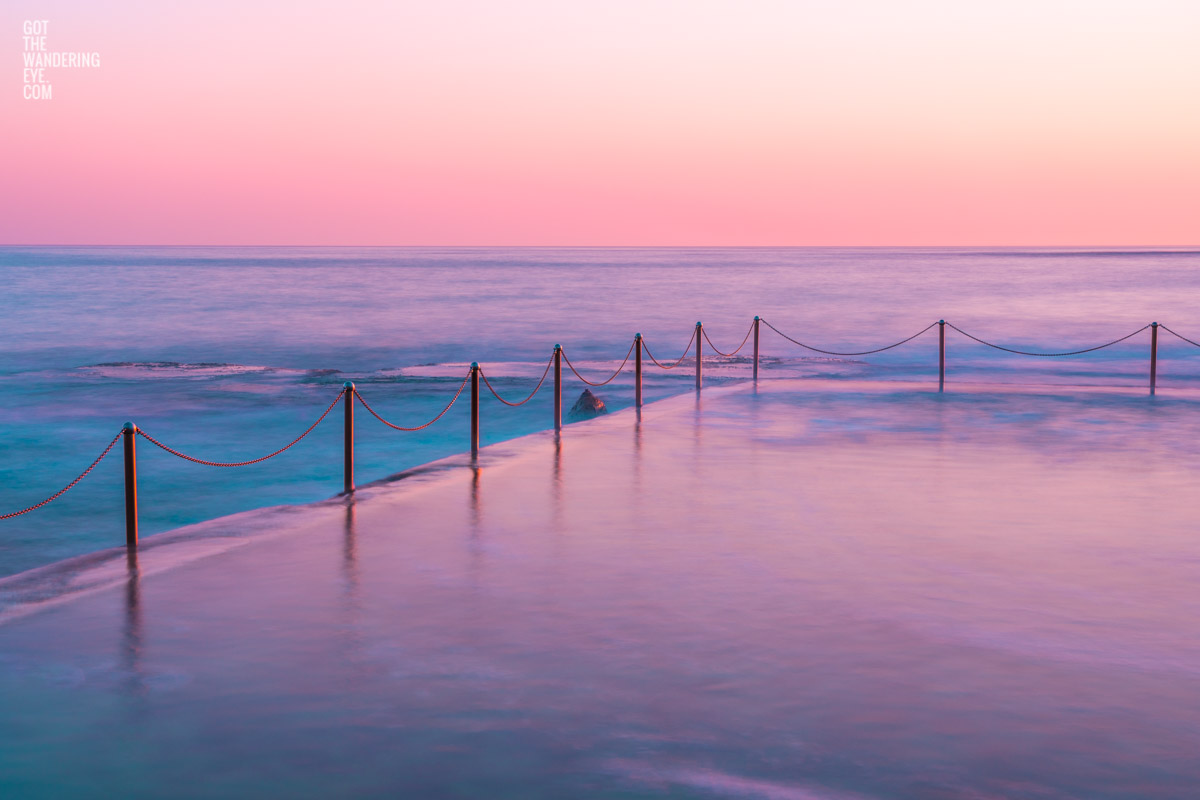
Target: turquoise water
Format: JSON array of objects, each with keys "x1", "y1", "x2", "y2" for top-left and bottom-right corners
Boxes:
[{"x1": 2, "y1": 246, "x2": 1199, "y2": 576}]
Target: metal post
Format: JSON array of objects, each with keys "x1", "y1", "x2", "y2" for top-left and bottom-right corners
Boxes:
[
  {"x1": 753, "y1": 316, "x2": 760, "y2": 382},
  {"x1": 343, "y1": 381, "x2": 355, "y2": 494},
  {"x1": 938, "y1": 320, "x2": 946, "y2": 392},
  {"x1": 553, "y1": 345, "x2": 562, "y2": 431},
  {"x1": 1150, "y1": 322, "x2": 1159, "y2": 395},
  {"x1": 470, "y1": 362, "x2": 480, "y2": 458},
  {"x1": 123, "y1": 422, "x2": 138, "y2": 548},
  {"x1": 695, "y1": 321, "x2": 703, "y2": 391},
  {"x1": 634, "y1": 334, "x2": 643, "y2": 408}
]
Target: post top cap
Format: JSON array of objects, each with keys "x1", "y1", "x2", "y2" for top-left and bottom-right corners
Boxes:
[
  {"x1": 939, "y1": 319, "x2": 945, "y2": 324},
  {"x1": 123, "y1": 421, "x2": 136, "y2": 432},
  {"x1": 696, "y1": 321, "x2": 702, "y2": 326},
  {"x1": 1152, "y1": 321, "x2": 1159, "y2": 326},
  {"x1": 343, "y1": 381, "x2": 354, "y2": 389},
  {"x1": 471, "y1": 361, "x2": 479, "y2": 369},
  {"x1": 754, "y1": 315, "x2": 760, "y2": 320},
  {"x1": 553, "y1": 343, "x2": 561, "y2": 350},
  {"x1": 634, "y1": 332, "x2": 642, "y2": 339}
]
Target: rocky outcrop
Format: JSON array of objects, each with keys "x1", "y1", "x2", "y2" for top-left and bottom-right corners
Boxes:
[{"x1": 568, "y1": 389, "x2": 607, "y2": 420}]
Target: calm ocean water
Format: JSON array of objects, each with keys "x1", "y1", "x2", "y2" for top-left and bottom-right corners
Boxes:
[{"x1": 1, "y1": 245, "x2": 1198, "y2": 577}]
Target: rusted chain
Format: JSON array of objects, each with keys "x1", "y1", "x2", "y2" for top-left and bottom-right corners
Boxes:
[
  {"x1": 137, "y1": 390, "x2": 345, "y2": 466},
  {"x1": 761, "y1": 319, "x2": 938, "y2": 356},
  {"x1": 701, "y1": 321, "x2": 755, "y2": 357},
  {"x1": 560, "y1": 340, "x2": 636, "y2": 387},
  {"x1": 946, "y1": 322, "x2": 1149, "y2": 356},
  {"x1": 642, "y1": 327, "x2": 698, "y2": 370},
  {"x1": 479, "y1": 353, "x2": 555, "y2": 406},
  {"x1": 356, "y1": 371, "x2": 471, "y2": 430},
  {"x1": 1160, "y1": 325, "x2": 1200, "y2": 348},
  {"x1": 1, "y1": 431, "x2": 123, "y2": 520}
]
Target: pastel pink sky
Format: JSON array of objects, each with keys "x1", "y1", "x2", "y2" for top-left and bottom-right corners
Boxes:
[{"x1": 4, "y1": 0, "x2": 1199, "y2": 245}]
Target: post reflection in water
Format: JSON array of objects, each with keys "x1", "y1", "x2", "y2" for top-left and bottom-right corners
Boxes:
[
  {"x1": 633, "y1": 416, "x2": 643, "y2": 471},
  {"x1": 551, "y1": 433, "x2": 564, "y2": 531},
  {"x1": 466, "y1": 463, "x2": 486, "y2": 587},
  {"x1": 121, "y1": 547, "x2": 144, "y2": 696},
  {"x1": 342, "y1": 498, "x2": 360, "y2": 607},
  {"x1": 690, "y1": 391, "x2": 704, "y2": 499},
  {"x1": 469, "y1": 465, "x2": 481, "y2": 533},
  {"x1": 631, "y1": 416, "x2": 645, "y2": 510},
  {"x1": 336, "y1": 496, "x2": 368, "y2": 669}
]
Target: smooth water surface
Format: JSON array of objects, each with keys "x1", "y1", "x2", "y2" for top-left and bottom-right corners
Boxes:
[{"x1": 1, "y1": 382, "x2": 1198, "y2": 798}]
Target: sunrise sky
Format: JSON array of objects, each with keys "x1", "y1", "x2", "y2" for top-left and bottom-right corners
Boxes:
[{"x1": 4, "y1": 0, "x2": 1199, "y2": 245}]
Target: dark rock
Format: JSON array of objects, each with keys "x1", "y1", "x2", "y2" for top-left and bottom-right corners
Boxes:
[{"x1": 568, "y1": 388, "x2": 607, "y2": 419}]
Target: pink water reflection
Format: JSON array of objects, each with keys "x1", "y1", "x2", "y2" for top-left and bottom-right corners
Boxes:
[{"x1": 1, "y1": 380, "x2": 1198, "y2": 797}]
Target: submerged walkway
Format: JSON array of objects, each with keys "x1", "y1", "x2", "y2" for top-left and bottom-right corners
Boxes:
[{"x1": 3, "y1": 380, "x2": 1200, "y2": 798}]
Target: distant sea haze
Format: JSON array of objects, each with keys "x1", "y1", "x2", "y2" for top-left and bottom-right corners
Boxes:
[{"x1": 0, "y1": 245, "x2": 1198, "y2": 576}]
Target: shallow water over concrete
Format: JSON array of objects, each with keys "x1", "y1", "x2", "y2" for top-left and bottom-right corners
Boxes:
[{"x1": 2, "y1": 381, "x2": 1199, "y2": 798}]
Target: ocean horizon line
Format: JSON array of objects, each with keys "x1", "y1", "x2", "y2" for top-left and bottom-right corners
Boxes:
[{"x1": 3, "y1": 243, "x2": 1199, "y2": 251}]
